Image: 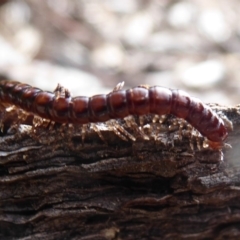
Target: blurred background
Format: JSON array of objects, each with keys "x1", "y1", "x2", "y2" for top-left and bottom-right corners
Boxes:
[{"x1": 0, "y1": 0, "x2": 240, "y2": 105}]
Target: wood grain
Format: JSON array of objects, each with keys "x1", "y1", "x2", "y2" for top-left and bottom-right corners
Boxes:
[{"x1": 0, "y1": 104, "x2": 239, "y2": 239}]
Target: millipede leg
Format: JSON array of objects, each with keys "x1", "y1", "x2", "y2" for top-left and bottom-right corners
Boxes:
[
  {"x1": 152, "y1": 115, "x2": 159, "y2": 123},
  {"x1": 90, "y1": 123, "x2": 106, "y2": 143},
  {"x1": 54, "y1": 83, "x2": 71, "y2": 98},
  {"x1": 81, "y1": 124, "x2": 88, "y2": 146},
  {"x1": 124, "y1": 116, "x2": 149, "y2": 140},
  {"x1": 112, "y1": 81, "x2": 125, "y2": 92},
  {"x1": 196, "y1": 132, "x2": 202, "y2": 150},
  {"x1": 139, "y1": 116, "x2": 145, "y2": 127},
  {"x1": 177, "y1": 120, "x2": 184, "y2": 141},
  {"x1": 159, "y1": 115, "x2": 167, "y2": 124},
  {"x1": 109, "y1": 119, "x2": 136, "y2": 141},
  {"x1": 106, "y1": 120, "x2": 128, "y2": 141},
  {"x1": 219, "y1": 113, "x2": 233, "y2": 132},
  {"x1": 186, "y1": 124, "x2": 195, "y2": 151}
]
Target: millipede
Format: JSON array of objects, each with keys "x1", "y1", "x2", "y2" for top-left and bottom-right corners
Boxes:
[{"x1": 0, "y1": 79, "x2": 228, "y2": 143}]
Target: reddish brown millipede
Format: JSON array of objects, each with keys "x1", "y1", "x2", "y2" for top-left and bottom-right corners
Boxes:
[{"x1": 0, "y1": 80, "x2": 228, "y2": 143}]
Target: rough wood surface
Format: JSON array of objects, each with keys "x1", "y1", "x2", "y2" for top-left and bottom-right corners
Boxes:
[{"x1": 0, "y1": 104, "x2": 240, "y2": 240}]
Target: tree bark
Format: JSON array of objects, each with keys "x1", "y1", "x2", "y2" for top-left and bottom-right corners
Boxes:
[{"x1": 0, "y1": 104, "x2": 240, "y2": 240}]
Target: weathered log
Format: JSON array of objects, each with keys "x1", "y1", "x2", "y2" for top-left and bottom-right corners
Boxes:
[{"x1": 0, "y1": 104, "x2": 240, "y2": 239}]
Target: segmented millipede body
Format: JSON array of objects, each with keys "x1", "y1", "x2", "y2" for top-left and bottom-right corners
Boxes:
[{"x1": 0, "y1": 80, "x2": 228, "y2": 143}]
